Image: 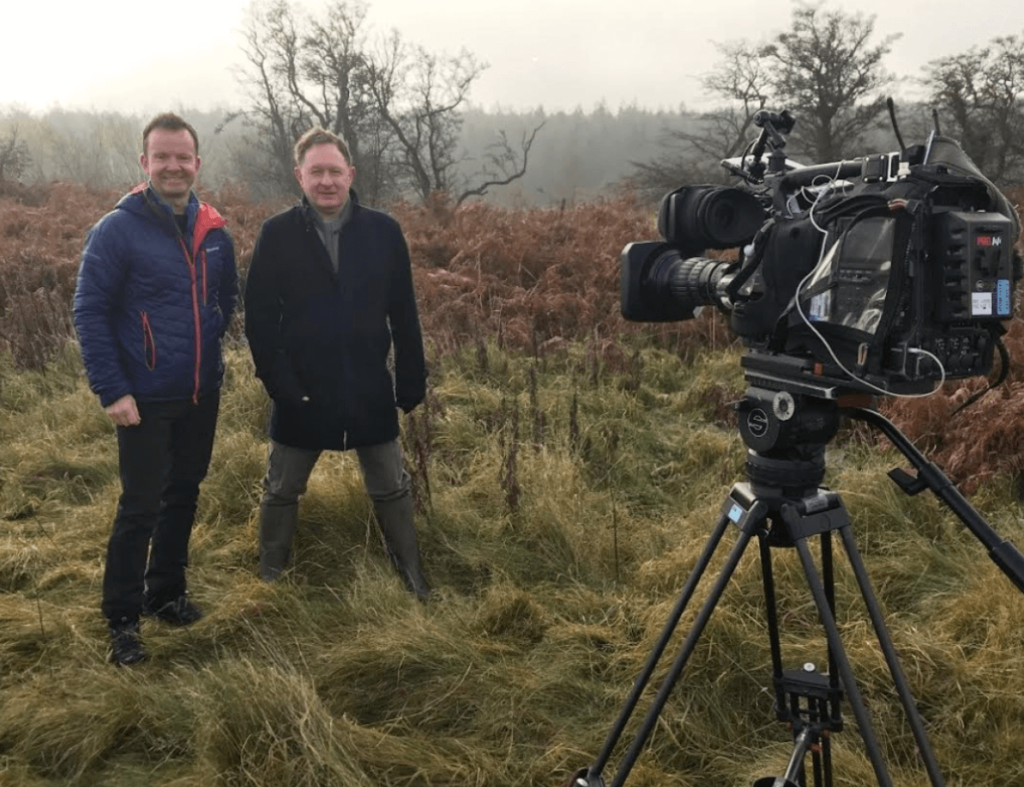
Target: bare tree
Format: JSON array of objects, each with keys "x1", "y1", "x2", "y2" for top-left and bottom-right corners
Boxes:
[
  {"x1": 923, "y1": 33, "x2": 1024, "y2": 186},
  {"x1": 93, "y1": 115, "x2": 143, "y2": 188},
  {"x1": 231, "y1": 0, "x2": 387, "y2": 200},
  {"x1": 629, "y1": 4, "x2": 896, "y2": 199},
  {"x1": 628, "y1": 41, "x2": 771, "y2": 199},
  {"x1": 366, "y1": 34, "x2": 541, "y2": 205},
  {"x1": 692, "y1": 41, "x2": 774, "y2": 163},
  {"x1": 762, "y1": 3, "x2": 899, "y2": 163},
  {"x1": 38, "y1": 116, "x2": 115, "y2": 188},
  {"x1": 454, "y1": 124, "x2": 544, "y2": 206},
  {"x1": 232, "y1": 0, "x2": 541, "y2": 205},
  {"x1": 0, "y1": 124, "x2": 31, "y2": 183}
]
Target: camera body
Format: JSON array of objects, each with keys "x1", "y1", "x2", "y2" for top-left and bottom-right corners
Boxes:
[{"x1": 622, "y1": 115, "x2": 1022, "y2": 396}]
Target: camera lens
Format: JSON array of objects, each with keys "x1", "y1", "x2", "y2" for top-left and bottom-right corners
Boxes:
[{"x1": 649, "y1": 251, "x2": 732, "y2": 316}]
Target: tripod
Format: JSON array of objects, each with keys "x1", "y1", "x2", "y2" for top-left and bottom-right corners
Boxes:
[{"x1": 571, "y1": 386, "x2": 1024, "y2": 787}]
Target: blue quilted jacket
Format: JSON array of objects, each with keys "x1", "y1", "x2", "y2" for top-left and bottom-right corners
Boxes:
[{"x1": 74, "y1": 185, "x2": 238, "y2": 407}]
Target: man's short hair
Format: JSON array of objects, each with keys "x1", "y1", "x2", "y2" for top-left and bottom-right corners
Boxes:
[
  {"x1": 294, "y1": 127, "x2": 352, "y2": 166},
  {"x1": 143, "y1": 112, "x2": 200, "y2": 156}
]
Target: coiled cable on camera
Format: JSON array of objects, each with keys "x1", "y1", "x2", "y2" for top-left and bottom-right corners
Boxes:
[{"x1": 789, "y1": 172, "x2": 948, "y2": 400}]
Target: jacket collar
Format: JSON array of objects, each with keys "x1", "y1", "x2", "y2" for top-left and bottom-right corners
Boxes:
[
  {"x1": 299, "y1": 188, "x2": 359, "y2": 226},
  {"x1": 121, "y1": 182, "x2": 199, "y2": 232}
]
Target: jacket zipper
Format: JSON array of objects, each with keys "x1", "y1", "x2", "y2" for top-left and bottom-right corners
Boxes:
[
  {"x1": 141, "y1": 311, "x2": 156, "y2": 370},
  {"x1": 200, "y1": 249, "x2": 208, "y2": 305},
  {"x1": 178, "y1": 238, "x2": 202, "y2": 404}
]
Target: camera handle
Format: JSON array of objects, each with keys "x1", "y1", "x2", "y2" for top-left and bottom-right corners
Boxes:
[
  {"x1": 723, "y1": 110, "x2": 795, "y2": 185},
  {"x1": 569, "y1": 398, "x2": 1024, "y2": 787}
]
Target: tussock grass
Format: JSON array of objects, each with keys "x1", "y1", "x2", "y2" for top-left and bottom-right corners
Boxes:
[
  {"x1": 2, "y1": 339, "x2": 1023, "y2": 787},
  {"x1": 2, "y1": 190, "x2": 1024, "y2": 785}
]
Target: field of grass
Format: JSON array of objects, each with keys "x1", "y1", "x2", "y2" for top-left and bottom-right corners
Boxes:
[{"x1": 1, "y1": 184, "x2": 1024, "y2": 786}]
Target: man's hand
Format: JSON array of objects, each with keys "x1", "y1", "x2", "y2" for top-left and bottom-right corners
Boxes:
[{"x1": 105, "y1": 394, "x2": 141, "y2": 427}]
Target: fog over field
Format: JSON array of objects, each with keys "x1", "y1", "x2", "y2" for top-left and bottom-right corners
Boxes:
[{"x1": 2, "y1": 0, "x2": 1017, "y2": 114}]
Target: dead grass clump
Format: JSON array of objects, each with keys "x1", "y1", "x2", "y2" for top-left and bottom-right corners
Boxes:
[
  {"x1": 475, "y1": 584, "x2": 548, "y2": 644},
  {"x1": 189, "y1": 657, "x2": 373, "y2": 787},
  {"x1": 0, "y1": 665, "x2": 192, "y2": 783}
]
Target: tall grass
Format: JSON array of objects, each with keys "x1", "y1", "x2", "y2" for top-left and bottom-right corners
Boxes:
[
  {"x1": 1, "y1": 185, "x2": 1023, "y2": 785},
  {"x1": 2, "y1": 338, "x2": 1024, "y2": 786}
]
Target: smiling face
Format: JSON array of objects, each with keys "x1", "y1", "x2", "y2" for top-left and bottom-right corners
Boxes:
[
  {"x1": 294, "y1": 142, "x2": 355, "y2": 219},
  {"x1": 140, "y1": 128, "x2": 200, "y2": 213}
]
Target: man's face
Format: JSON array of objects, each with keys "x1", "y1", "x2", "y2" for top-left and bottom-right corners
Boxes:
[
  {"x1": 295, "y1": 143, "x2": 355, "y2": 218},
  {"x1": 140, "y1": 128, "x2": 200, "y2": 207}
]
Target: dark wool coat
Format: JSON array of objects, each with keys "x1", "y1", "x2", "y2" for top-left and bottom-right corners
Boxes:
[
  {"x1": 74, "y1": 185, "x2": 238, "y2": 406},
  {"x1": 244, "y1": 192, "x2": 427, "y2": 451}
]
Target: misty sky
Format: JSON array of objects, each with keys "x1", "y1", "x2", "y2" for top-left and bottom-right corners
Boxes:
[{"x1": 3, "y1": 0, "x2": 1020, "y2": 115}]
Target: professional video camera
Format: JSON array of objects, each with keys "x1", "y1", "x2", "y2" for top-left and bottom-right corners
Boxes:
[
  {"x1": 622, "y1": 106, "x2": 1022, "y2": 398},
  {"x1": 570, "y1": 106, "x2": 1024, "y2": 787}
]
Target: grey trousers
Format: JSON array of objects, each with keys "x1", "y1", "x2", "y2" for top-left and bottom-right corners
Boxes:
[
  {"x1": 262, "y1": 437, "x2": 411, "y2": 505},
  {"x1": 258, "y1": 438, "x2": 411, "y2": 580}
]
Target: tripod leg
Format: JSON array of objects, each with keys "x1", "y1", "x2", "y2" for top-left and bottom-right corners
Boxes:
[
  {"x1": 848, "y1": 407, "x2": 1024, "y2": 593},
  {"x1": 581, "y1": 490, "x2": 769, "y2": 786},
  {"x1": 790, "y1": 533, "x2": 895, "y2": 787},
  {"x1": 838, "y1": 526, "x2": 947, "y2": 786},
  {"x1": 604, "y1": 493, "x2": 769, "y2": 787}
]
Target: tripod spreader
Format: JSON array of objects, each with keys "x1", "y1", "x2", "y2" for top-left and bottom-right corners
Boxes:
[{"x1": 775, "y1": 663, "x2": 843, "y2": 736}]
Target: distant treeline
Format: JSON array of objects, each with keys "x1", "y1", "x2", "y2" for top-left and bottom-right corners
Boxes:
[
  {"x1": 0, "y1": 100, "x2": 970, "y2": 211},
  {"x1": 0, "y1": 104, "x2": 703, "y2": 206},
  {"x1": 5, "y1": 6, "x2": 1023, "y2": 206}
]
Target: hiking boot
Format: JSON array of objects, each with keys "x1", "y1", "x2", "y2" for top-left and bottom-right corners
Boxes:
[
  {"x1": 108, "y1": 620, "x2": 146, "y2": 666},
  {"x1": 142, "y1": 594, "x2": 203, "y2": 626}
]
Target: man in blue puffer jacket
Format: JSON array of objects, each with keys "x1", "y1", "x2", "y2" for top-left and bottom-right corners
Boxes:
[{"x1": 74, "y1": 112, "x2": 238, "y2": 666}]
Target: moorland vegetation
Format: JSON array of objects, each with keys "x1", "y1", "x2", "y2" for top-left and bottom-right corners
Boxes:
[{"x1": 1, "y1": 181, "x2": 1023, "y2": 786}]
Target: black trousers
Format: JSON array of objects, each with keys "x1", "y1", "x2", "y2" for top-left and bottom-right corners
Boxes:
[{"x1": 102, "y1": 392, "x2": 219, "y2": 624}]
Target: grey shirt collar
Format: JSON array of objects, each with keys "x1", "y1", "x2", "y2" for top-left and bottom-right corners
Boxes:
[{"x1": 310, "y1": 198, "x2": 352, "y2": 231}]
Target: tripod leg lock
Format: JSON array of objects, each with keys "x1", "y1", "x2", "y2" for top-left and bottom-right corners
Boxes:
[
  {"x1": 567, "y1": 768, "x2": 605, "y2": 787},
  {"x1": 888, "y1": 467, "x2": 928, "y2": 495}
]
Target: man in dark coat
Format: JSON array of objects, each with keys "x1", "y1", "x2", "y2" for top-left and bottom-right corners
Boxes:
[
  {"x1": 74, "y1": 112, "x2": 238, "y2": 665},
  {"x1": 244, "y1": 126, "x2": 429, "y2": 598}
]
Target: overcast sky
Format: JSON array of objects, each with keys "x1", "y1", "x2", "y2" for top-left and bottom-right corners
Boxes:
[{"x1": 2, "y1": 0, "x2": 1020, "y2": 115}]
